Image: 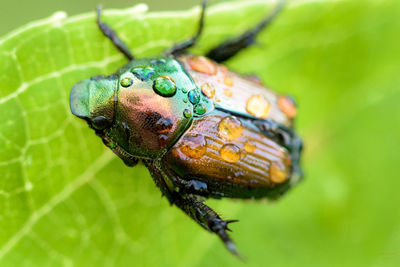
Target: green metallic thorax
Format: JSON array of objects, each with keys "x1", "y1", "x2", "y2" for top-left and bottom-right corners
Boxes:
[{"x1": 105, "y1": 57, "x2": 214, "y2": 159}]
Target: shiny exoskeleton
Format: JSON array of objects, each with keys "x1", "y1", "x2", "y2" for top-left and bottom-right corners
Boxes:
[{"x1": 69, "y1": 0, "x2": 302, "y2": 258}]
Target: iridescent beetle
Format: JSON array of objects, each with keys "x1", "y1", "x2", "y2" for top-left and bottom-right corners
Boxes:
[{"x1": 70, "y1": 0, "x2": 302, "y2": 257}]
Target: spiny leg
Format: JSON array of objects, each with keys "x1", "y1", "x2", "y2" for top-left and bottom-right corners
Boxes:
[
  {"x1": 171, "y1": 193, "x2": 242, "y2": 258},
  {"x1": 289, "y1": 133, "x2": 303, "y2": 183},
  {"x1": 206, "y1": 0, "x2": 286, "y2": 63},
  {"x1": 96, "y1": 5, "x2": 134, "y2": 60},
  {"x1": 144, "y1": 160, "x2": 242, "y2": 258},
  {"x1": 166, "y1": 0, "x2": 207, "y2": 56}
]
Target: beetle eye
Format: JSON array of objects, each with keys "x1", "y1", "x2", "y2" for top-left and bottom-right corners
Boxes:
[{"x1": 92, "y1": 116, "x2": 112, "y2": 130}]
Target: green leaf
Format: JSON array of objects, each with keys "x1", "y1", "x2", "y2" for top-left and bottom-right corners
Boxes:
[{"x1": 1, "y1": 0, "x2": 399, "y2": 266}]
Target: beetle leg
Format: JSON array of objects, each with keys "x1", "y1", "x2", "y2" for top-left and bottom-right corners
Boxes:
[
  {"x1": 166, "y1": 0, "x2": 207, "y2": 56},
  {"x1": 96, "y1": 5, "x2": 134, "y2": 60},
  {"x1": 289, "y1": 134, "x2": 304, "y2": 184},
  {"x1": 144, "y1": 160, "x2": 243, "y2": 258},
  {"x1": 143, "y1": 160, "x2": 174, "y2": 203},
  {"x1": 172, "y1": 193, "x2": 243, "y2": 258},
  {"x1": 206, "y1": 0, "x2": 285, "y2": 63}
]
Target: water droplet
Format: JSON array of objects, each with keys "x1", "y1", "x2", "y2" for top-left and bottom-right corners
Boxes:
[
  {"x1": 188, "y1": 89, "x2": 201, "y2": 104},
  {"x1": 218, "y1": 65, "x2": 234, "y2": 86},
  {"x1": 151, "y1": 58, "x2": 166, "y2": 64},
  {"x1": 187, "y1": 55, "x2": 217, "y2": 75},
  {"x1": 183, "y1": 108, "x2": 192, "y2": 118},
  {"x1": 201, "y1": 83, "x2": 215, "y2": 99},
  {"x1": 131, "y1": 66, "x2": 155, "y2": 81},
  {"x1": 224, "y1": 75, "x2": 234, "y2": 86},
  {"x1": 269, "y1": 161, "x2": 288, "y2": 183},
  {"x1": 224, "y1": 89, "x2": 232, "y2": 97},
  {"x1": 183, "y1": 98, "x2": 188, "y2": 103},
  {"x1": 153, "y1": 75, "x2": 177, "y2": 97},
  {"x1": 218, "y1": 116, "x2": 242, "y2": 140},
  {"x1": 220, "y1": 144, "x2": 241, "y2": 163},
  {"x1": 181, "y1": 88, "x2": 188, "y2": 93},
  {"x1": 179, "y1": 134, "x2": 206, "y2": 159},
  {"x1": 246, "y1": 95, "x2": 270, "y2": 118},
  {"x1": 244, "y1": 140, "x2": 257, "y2": 152},
  {"x1": 120, "y1": 77, "x2": 133, "y2": 87},
  {"x1": 278, "y1": 96, "x2": 297, "y2": 118},
  {"x1": 194, "y1": 103, "x2": 207, "y2": 115}
]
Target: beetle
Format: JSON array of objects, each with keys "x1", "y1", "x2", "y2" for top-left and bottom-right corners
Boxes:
[{"x1": 69, "y1": 0, "x2": 303, "y2": 257}]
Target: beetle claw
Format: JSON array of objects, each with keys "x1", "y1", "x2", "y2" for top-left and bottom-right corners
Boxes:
[
  {"x1": 207, "y1": 218, "x2": 244, "y2": 258},
  {"x1": 225, "y1": 219, "x2": 239, "y2": 232}
]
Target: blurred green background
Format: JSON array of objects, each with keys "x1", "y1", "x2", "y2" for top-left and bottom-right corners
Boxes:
[
  {"x1": 1, "y1": 0, "x2": 400, "y2": 266},
  {"x1": 0, "y1": 0, "x2": 207, "y2": 37}
]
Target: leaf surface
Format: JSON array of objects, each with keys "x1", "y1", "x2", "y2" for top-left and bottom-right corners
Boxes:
[{"x1": 0, "y1": 0, "x2": 399, "y2": 266}]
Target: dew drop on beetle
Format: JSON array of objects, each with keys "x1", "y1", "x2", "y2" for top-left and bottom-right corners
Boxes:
[
  {"x1": 269, "y1": 161, "x2": 288, "y2": 183},
  {"x1": 220, "y1": 144, "x2": 241, "y2": 163},
  {"x1": 224, "y1": 88, "x2": 233, "y2": 97},
  {"x1": 188, "y1": 89, "x2": 201, "y2": 104},
  {"x1": 151, "y1": 58, "x2": 166, "y2": 65},
  {"x1": 278, "y1": 96, "x2": 297, "y2": 118},
  {"x1": 246, "y1": 95, "x2": 270, "y2": 118},
  {"x1": 179, "y1": 134, "x2": 206, "y2": 159},
  {"x1": 153, "y1": 75, "x2": 177, "y2": 97},
  {"x1": 224, "y1": 75, "x2": 234, "y2": 86},
  {"x1": 183, "y1": 108, "x2": 192, "y2": 118},
  {"x1": 131, "y1": 66, "x2": 155, "y2": 81},
  {"x1": 244, "y1": 140, "x2": 257, "y2": 153},
  {"x1": 187, "y1": 55, "x2": 217, "y2": 75},
  {"x1": 120, "y1": 77, "x2": 133, "y2": 87},
  {"x1": 218, "y1": 116, "x2": 242, "y2": 140},
  {"x1": 201, "y1": 83, "x2": 215, "y2": 99},
  {"x1": 194, "y1": 103, "x2": 207, "y2": 115}
]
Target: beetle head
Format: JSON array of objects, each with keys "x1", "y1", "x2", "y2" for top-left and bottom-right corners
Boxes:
[{"x1": 70, "y1": 75, "x2": 118, "y2": 131}]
